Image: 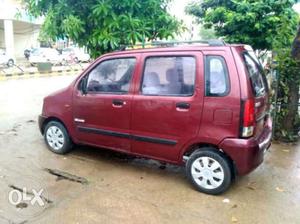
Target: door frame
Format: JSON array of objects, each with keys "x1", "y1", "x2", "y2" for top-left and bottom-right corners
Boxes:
[
  {"x1": 72, "y1": 53, "x2": 142, "y2": 152},
  {"x1": 129, "y1": 50, "x2": 205, "y2": 163}
]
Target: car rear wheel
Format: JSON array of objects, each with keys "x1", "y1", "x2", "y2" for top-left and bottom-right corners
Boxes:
[
  {"x1": 44, "y1": 121, "x2": 73, "y2": 154},
  {"x1": 7, "y1": 59, "x2": 14, "y2": 67},
  {"x1": 186, "y1": 148, "x2": 232, "y2": 195}
]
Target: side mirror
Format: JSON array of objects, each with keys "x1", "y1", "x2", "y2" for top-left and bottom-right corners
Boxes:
[{"x1": 79, "y1": 76, "x2": 88, "y2": 95}]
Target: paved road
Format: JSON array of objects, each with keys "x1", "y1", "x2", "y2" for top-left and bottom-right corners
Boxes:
[
  {"x1": 0, "y1": 75, "x2": 299, "y2": 224},
  {"x1": 0, "y1": 62, "x2": 89, "y2": 75}
]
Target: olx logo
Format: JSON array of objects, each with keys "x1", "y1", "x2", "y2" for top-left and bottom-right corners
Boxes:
[{"x1": 8, "y1": 188, "x2": 45, "y2": 207}]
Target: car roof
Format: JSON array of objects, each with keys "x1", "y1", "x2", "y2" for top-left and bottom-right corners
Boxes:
[{"x1": 104, "y1": 44, "x2": 247, "y2": 57}]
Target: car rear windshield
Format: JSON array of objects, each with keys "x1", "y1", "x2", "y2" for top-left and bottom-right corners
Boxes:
[{"x1": 243, "y1": 52, "x2": 268, "y2": 97}]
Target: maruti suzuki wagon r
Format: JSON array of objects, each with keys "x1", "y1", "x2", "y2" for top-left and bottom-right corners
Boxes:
[{"x1": 39, "y1": 40, "x2": 272, "y2": 194}]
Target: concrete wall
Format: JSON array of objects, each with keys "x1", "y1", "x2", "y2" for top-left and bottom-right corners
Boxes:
[
  {"x1": 14, "y1": 28, "x2": 39, "y2": 58},
  {"x1": 0, "y1": 0, "x2": 42, "y2": 61},
  {"x1": 0, "y1": 20, "x2": 40, "y2": 60}
]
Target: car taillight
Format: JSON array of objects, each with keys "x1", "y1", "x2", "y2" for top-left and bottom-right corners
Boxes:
[{"x1": 241, "y1": 99, "x2": 255, "y2": 137}]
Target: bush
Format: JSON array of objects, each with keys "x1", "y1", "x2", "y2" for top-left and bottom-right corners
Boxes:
[{"x1": 273, "y1": 49, "x2": 300, "y2": 142}]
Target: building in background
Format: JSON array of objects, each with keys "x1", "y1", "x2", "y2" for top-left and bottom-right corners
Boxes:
[{"x1": 0, "y1": 0, "x2": 42, "y2": 61}]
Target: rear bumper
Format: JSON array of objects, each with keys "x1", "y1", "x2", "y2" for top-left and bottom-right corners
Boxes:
[
  {"x1": 38, "y1": 115, "x2": 47, "y2": 134},
  {"x1": 219, "y1": 116, "x2": 272, "y2": 175}
]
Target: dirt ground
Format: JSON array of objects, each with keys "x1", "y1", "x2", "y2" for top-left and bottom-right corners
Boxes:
[{"x1": 0, "y1": 76, "x2": 299, "y2": 224}]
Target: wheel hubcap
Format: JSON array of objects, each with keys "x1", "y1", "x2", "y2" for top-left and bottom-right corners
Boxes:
[
  {"x1": 191, "y1": 156, "x2": 224, "y2": 190},
  {"x1": 46, "y1": 126, "x2": 65, "y2": 151}
]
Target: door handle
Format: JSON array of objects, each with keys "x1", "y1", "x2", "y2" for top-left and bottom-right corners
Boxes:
[
  {"x1": 176, "y1": 102, "x2": 190, "y2": 109},
  {"x1": 112, "y1": 99, "x2": 125, "y2": 106}
]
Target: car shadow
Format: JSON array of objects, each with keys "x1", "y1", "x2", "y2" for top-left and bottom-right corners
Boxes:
[{"x1": 69, "y1": 145, "x2": 185, "y2": 175}]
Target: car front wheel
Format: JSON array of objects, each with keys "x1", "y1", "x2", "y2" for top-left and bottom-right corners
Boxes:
[
  {"x1": 186, "y1": 148, "x2": 232, "y2": 195},
  {"x1": 44, "y1": 121, "x2": 73, "y2": 154}
]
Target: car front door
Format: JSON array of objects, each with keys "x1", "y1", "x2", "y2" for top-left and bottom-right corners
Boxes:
[
  {"x1": 131, "y1": 52, "x2": 204, "y2": 162},
  {"x1": 73, "y1": 55, "x2": 139, "y2": 152}
]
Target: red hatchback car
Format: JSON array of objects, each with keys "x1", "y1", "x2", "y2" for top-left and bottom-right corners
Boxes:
[{"x1": 38, "y1": 40, "x2": 272, "y2": 194}]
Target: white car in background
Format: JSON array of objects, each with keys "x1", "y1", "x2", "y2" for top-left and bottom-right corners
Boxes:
[
  {"x1": 29, "y1": 48, "x2": 64, "y2": 65},
  {"x1": 61, "y1": 47, "x2": 90, "y2": 63},
  {"x1": 0, "y1": 49, "x2": 14, "y2": 67}
]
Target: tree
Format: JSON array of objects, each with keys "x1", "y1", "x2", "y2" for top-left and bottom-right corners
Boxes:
[
  {"x1": 292, "y1": 22, "x2": 300, "y2": 59},
  {"x1": 272, "y1": 18, "x2": 300, "y2": 141},
  {"x1": 186, "y1": 0, "x2": 298, "y2": 50},
  {"x1": 24, "y1": 0, "x2": 182, "y2": 58},
  {"x1": 199, "y1": 26, "x2": 216, "y2": 40}
]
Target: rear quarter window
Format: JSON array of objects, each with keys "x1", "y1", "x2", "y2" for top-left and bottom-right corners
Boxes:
[{"x1": 243, "y1": 53, "x2": 268, "y2": 97}]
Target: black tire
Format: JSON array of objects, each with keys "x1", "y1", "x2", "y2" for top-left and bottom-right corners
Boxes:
[
  {"x1": 44, "y1": 121, "x2": 73, "y2": 154},
  {"x1": 186, "y1": 148, "x2": 232, "y2": 195},
  {"x1": 74, "y1": 57, "x2": 79, "y2": 63},
  {"x1": 61, "y1": 59, "x2": 67, "y2": 66},
  {"x1": 7, "y1": 59, "x2": 14, "y2": 67}
]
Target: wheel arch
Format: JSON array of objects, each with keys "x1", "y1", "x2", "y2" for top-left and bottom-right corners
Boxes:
[
  {"x1": 41, "y1": 116, "x2": 69, "y2": 135},
  {"x1": 182, "y1": 143, "x2": 237, "y2": 180}
]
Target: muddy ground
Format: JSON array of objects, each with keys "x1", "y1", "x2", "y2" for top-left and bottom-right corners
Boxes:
[{"x1": 0, "y1": 76, "x2": 299, "y2": 224}]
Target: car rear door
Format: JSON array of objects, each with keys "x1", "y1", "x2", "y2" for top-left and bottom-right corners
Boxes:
[
  {"x1": 130, "y1": 51, "x2": 204, "y2": 162},
  {"x1": 73, "y1": 54, "x2": 139, "y2": 152}
]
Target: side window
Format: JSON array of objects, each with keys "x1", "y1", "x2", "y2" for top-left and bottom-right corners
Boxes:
[
  {"x1": 141, "y1": 56, "x2": 196, "y2": 96},
  {"x1": 205, "y1": 56, "x2": 230, "y2": 96},
  {"x1": 243, "y1": 53, "x2": 267, "y2": 97},
  {"x1": 86, "y1": 58, "x2": 136, "y2": 93}
]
